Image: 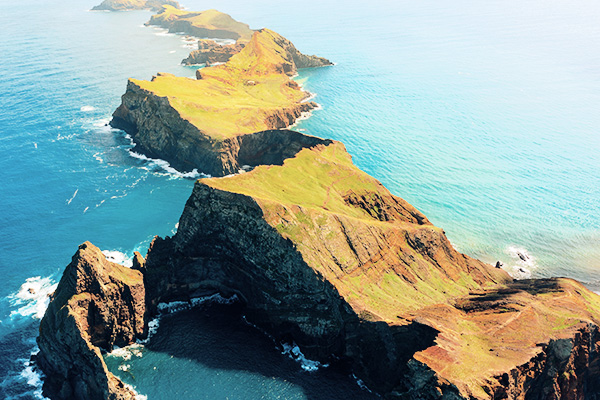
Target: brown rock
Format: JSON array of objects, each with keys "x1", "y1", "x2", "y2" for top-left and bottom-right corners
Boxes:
[{"x1": 36, "y1": 242, "x2": 145, "y2": 400}]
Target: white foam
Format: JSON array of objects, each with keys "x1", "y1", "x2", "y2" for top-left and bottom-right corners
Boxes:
[
  {"x1": 504, "y1": 246, "x2": 538, "y2": 279},
  {"x1": 102, "y1": 250, "x2": 133, "y2": 268},
  {"x1": 18, "y1": 346, "x2": 49, "y2": 399},
  {"x1": 9, "y1": 276, "x2": 57, "y2": 320},
  {"x1": 281, "y1": 342, "x2": 327, "y2": 372},
  {"x1": 139, "y1": 294, "x2": 238, "y2": 345},
  {"x1": 351, "y1": 373, "x2": 373, "y2": 393},
  {"x1": 80, "y1": 105, "x2": 96, "y2": 112},
  {"x1": 66, "y1": 188, "x2": 78, "y2": 205},
  {"x1": 129, "y1": 150, "x2": 209, "y2": 180}
]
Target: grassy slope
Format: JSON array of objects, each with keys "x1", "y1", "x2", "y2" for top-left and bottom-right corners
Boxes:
[
  {"x1": 203, "y1": 142, "x2": 510, "y2": 318},
  {"x1": 149, "y1": 6, "x2": 253, "y2": 42},
  {"x1": 202, "y1": 142, "x2": 600, "y2": 398},
  {"x1": 132, "y1": 29, "x2": 311, "y2": 141}
]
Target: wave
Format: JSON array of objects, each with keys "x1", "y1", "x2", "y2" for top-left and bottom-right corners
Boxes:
[
  {"x1": 20, "y1": 346, "x2": 48, "y2": 400},
  {"x1": 503, "y1": 246, "x2": 538, "y2": 279},
  {"x1": 66, "y1": 188, "x2": 79, "y2": 205},
  {"x1": 8, "y1": 276, "x2": 57, "y2": 320},
  {"x1": 80, "y1": 105, "x2": 96, "y2": 112},
  {"x1": 281, "y1": 342, "x2": 328, "y2": 372},
  {"x1": 128, "y1": 150, "x2": 209, "y2": 180},
  {"x1": 102, "y1": 250, "x2": 133, "y2": 268}
]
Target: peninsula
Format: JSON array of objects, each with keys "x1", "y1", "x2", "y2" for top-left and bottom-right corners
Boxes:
[
  {"x1": 92, "y1": 0, "x2": 180, "y2": 11},
  {"x1": 111, "y1": 20, "x2": 332, "y2": 176},
  {"x1": 36, "y1": 7, "x2": 600, "y2": 400}
]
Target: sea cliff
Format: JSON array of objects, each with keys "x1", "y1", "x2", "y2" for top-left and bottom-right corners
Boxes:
[
  {"x1": 36, "y1": 6, "x2": 600, "y2": 400},
  {"x1": 111, "y1": 27, "x2": 332, "y2": 176}
]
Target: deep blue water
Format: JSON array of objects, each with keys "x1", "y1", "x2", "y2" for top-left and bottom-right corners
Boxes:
[{"x1": 0, "y1": 0, "x2": 599, "y2": 398}]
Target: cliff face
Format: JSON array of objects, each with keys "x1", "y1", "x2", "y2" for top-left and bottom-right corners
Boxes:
[
  {"x1": 111, "y1": 79, "x2": 320, "y2": 175},
  {"x1": 36, "y1": 242, "x2": 145, "y2": 400},
  {"x1": 182, "y1": 40, "x2": 244, "y2": 66},
  {"x1": 91, "y1": 0, "x2": 180, "y2": 12},
  {"x1": 146, "y1": 7, "x2": 254, "y2": 43},
  {"x1": 140, "y1": 142, "x2": 600, "y2": 399}
]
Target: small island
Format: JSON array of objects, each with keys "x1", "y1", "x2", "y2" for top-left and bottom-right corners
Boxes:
[
  {"x1": 92, "y1": 0, "x2": 180, "y2": 12},
  {"x1": 36, "y1": 6, "x2": 600, "y2": 400},
  {"x1": 111, "y1": 20, "x2": 332, "y2": 176}
]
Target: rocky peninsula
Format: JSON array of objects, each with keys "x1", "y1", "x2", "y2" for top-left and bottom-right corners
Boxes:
[
  {"x1": 36, "y1": 7, "x2": 600, "y2": 400},
  {"x1": 92, "y1": 0, "x2": 180, "y2": 12},
  {"x1": 111, "y1": 24, "x2": 332, "y2": 176}
]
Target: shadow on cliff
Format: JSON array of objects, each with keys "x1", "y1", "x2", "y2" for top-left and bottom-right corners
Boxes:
[
  {"x1": 144, "y1": 304, "x2": 380, "y2": 400},
  {"x1": 142, "y1": 182, "x2": 440, "y2": 396}
]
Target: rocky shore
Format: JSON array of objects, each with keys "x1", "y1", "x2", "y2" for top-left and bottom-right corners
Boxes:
[{"x1": 36, "y1": 6, "x2": 600, "y2": 400}]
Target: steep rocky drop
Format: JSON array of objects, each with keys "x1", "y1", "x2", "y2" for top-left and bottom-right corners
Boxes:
[{"x1": 36, "y1": 242, "x2": 145, "y2": 400}]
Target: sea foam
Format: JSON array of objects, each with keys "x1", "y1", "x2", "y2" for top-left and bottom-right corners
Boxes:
[
  {"x1": 9, "y1": 276, "x2": 57, "y2": 320},
  {"x1": 504, "y1": 246, "x2": 538, "y2": 279}
]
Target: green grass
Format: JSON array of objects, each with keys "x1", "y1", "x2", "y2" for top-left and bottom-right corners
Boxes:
[
  {"x1": 132, "y1": 29, "x2": 313, "y2": 140},
  {"x1": 149, "y1": 6, "x2": 254, "y2": 42}
]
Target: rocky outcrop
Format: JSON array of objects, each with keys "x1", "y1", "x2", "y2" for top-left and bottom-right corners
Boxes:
[
  {"x1": 36, "y1": 242, "x2": 145, "y2": 400},
  {"x1": 146, "y1": 7, "x2": 254, "y2": 43},
  {"x1": 91, "y1": 0, "x2": 180, "y2": 12},
  {"x1": 182, "y1": 40, "x2": 244, "y2": 66},
  {"x1": 138, "y1": 143, "x2": 600, "y2": 399},
  {"x1": 111, "y1": 78, "x2": 319, "y2": 176}
]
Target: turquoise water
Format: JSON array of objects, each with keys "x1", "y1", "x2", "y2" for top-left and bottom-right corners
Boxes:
[{"x1": 1, "y1": 0, "x2": 599, "y2": 398}]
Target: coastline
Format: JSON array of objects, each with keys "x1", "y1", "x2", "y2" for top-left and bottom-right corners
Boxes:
[{"x1": 5, "y1": 3, "x2": 600, "y2": 400}]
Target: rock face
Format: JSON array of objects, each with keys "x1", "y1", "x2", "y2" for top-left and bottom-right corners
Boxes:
[
  {"x1": 182, "y1": 40, "x2": 244, "y2": 66},
  {"x1": 36, "y1": 242, "x2": 145, "y2": 400},
  {"x1": 91, "y1": 0, "x2": 180, "y2": 12},
  {"x1": 146, "y1": 7, "x2": 254, "y2": 43},
  {"x1": 111, "y1": 79, "x2": 320, "y2": 175},
  {"x1": 140, "y1": 142, "x2": 600, "y2": 399}
]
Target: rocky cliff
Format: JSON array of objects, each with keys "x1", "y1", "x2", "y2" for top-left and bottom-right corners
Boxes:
[
  {"x1": 182, "y1": 40, "x2": 244, "y2": 66},
  {"x1": 111, "y1": 78, "x2": 320, "y2": 175},
  {"x1": 91, "y1": 0, "x2": 180, "y2": 12},
  {"x1": 111, "y1": 27, "x2": 331, "y2": 175},
  {"x1": 36, "y1": 242, "x2": 145, "y2": 400},
  {"x1": 139, "y1": 142, "x2": 600, "y2": 399},
  {"x1": 146, "y1": 7, "x2": 254, "y2": 43}
]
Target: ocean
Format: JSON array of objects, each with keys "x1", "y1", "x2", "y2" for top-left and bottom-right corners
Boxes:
[{"x1": 0, "y1": 0, "x2": 598, "y2": 398}]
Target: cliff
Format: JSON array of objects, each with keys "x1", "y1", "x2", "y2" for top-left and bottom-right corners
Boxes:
[
  {"x1": 111, "y1": 28, "x2": 332, "y2": 176},
  {"x1": 36, "y1": 242, "x2": 145, "y2": 400},
  {"x1": 140, "y1": 142, "x2": 600, "y2": 399},
  {"x1": 91, "y1": 0, "x2": 180, "y2": 12},
  {"x1": 182, "y1": 40, "x2": 244, "y2": 66},
  {"x1": 146, "y1": 7, "x2": 254, "y2": 43}
]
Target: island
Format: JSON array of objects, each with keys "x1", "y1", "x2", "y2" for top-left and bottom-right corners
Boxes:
[
  {"x1": 111, "y1": 24, "x2": 332, "y2": 176},
  {"x1": 36, "y1": 7, "x2": 600, "y2": 400},
  {"x1": 92, "y1": 0, "x2": 180, "y2": 12}
]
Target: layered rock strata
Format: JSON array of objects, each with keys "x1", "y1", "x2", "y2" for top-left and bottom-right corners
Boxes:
[{"x1": 36, "y1": 242, "x2": 145, "y2": 400}]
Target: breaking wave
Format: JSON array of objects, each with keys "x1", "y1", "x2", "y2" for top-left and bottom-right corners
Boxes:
[{"x1": 8, "y1": 277, "x2": 57, "y2": 320}]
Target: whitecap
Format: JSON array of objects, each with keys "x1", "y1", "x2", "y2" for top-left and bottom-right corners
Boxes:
[
  {"x1": 80, "y1": 106, "x2": 96, "y2": 112},
  {"x1": 102, "y1": 250, "x2": 133, "y2": 268},
  {"x1": 9, "y1": 276, "x2": 57, "y2": 320},
  {"x1": 66, "y1": 189, "x2": 78, "y2": 205}
]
